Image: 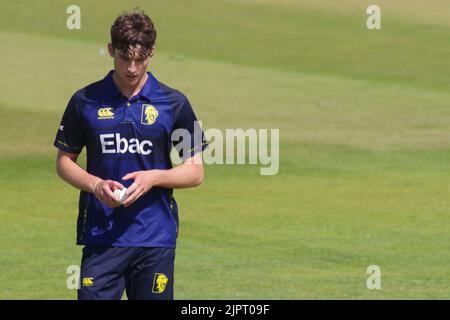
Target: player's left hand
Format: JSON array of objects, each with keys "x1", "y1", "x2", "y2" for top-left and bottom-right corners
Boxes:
[{"x1": 121, "y1": 170, "x2": 161, "y2": 207}]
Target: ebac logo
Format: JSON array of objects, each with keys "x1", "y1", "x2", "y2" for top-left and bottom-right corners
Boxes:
[
  {"x1": 100, "y1": 133, "x2": 153, "y2": 155},
  {"x1": 98, "y1": 107, "x2": 114, "y2": 119}
]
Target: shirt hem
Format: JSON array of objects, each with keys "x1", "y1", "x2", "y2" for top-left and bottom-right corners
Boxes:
[{"x1": 76, "y1": 241, "x2": 176, "y2": 249}]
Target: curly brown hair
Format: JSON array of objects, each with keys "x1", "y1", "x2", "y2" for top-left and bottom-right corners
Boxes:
[{"x1": 110, "y1": 9, "x2": 157, "y2": 58}]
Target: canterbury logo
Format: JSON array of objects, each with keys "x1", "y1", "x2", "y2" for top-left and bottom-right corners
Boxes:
[
  {"x1": 82, "y1": 277, "x2": 94, "y2": 287},
  {"x1": 98, "y1": 107, "x2": 114, "y2": 119}
]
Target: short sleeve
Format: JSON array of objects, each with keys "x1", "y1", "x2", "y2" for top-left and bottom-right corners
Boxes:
[
  {"x1": 172, "y1": 96, "x2": 208, "y2": 160},
  {"x1": 53, "y1": 96, "x2": 86, "y2": 154}
]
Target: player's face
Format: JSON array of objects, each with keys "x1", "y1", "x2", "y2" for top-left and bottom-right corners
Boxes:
[{"x1": 108, "y1": 43, "x2": 151, "y2": 87}]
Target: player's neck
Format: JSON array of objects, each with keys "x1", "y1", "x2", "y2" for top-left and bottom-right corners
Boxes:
[{"x1": 112, "y1": 71, "x2": 148, "y2": 100}]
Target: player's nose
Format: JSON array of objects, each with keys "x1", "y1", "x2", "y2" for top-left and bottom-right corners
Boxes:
[{"x1": 127, "y1": 61, "x2": 137, "y2": 73}]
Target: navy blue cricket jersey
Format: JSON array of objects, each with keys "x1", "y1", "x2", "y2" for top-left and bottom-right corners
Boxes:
[{"x1": 54, "y1": 71, "x2": 206, "y2": 248}]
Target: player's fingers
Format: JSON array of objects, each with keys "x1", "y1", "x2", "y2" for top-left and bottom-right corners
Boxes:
[
  {"x1": 122, "y1": 172, "x2": 138, "y2": 180},
  {"x1": 92, "y1": 187, "x2": 115, "y2": 207},
  {"x1": 132, "y1": 190, "x2": 144, "y2": 206},
  {"x1": 124, "y1": 182, "x2": 139, "y2": 198},
  {"x1": 122, "y1": 191, "x2": 136, "y2": 207},
  {"x1": 98, "y1": 192, "x2": 118, "y2": 208},
  {"x1": 107, "y1": 191, "x2": 120, "y2": 207},
  {"x1": 106, "y1": 196, "x2": 119, "y2": 208},
  {"x1": 105, "y1": 198, "x2": 119, "y2": 208},
  {"x1": 120, "y1": 184, "x2": 139, "y2": 207},
  {"x1": 104, "y1": 180, "x2": 122, "y2": 191},
  {"x1": 102, "y1": 183, "x2": 117, "y2": 200},
  {"x1": 123, "y1": 186, "x2": 145, "y2": 207},
  {"x1": 111, "y1": 181, "x2": 125, "y2": 190},
  {"x1": 123, "y1": 192, "x2": 137, "y2": 207},
  {"x1": 100, "y1": 188, "x2": 116, "y2": 203}
]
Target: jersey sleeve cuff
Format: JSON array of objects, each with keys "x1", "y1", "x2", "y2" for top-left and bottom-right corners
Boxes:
[{"x1": 53, "y1": 140, "x2": 83, "y2": 154}]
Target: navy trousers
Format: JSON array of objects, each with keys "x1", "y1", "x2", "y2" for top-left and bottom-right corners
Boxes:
[{"x1": 78, "y1": 245, "x2": 175, "y2": 300}]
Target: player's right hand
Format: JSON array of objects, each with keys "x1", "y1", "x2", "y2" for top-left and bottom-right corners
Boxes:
[{"x1": 93, "y1": 179, "x2": 125, "y2": 208}]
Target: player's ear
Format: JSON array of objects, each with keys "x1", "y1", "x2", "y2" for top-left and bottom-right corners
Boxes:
[
  {"x1": 149, "y1": 46, "x2": 155, "y2": 58},
  {"x1": 107, "y1": 43, "x2": 115, "y2": 57}
]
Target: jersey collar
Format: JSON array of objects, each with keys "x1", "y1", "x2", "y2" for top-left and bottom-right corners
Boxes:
[{"x1": 102, "y1": 70, "x2": 158, "y2": 101}]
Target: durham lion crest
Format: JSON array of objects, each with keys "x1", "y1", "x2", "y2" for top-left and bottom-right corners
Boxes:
[
  {"x1": 141, "y1": 104, "x2": 159, "y2": 125},
  {"x1": 152, "y1": 273, "x2": 169, "y2": 293}
]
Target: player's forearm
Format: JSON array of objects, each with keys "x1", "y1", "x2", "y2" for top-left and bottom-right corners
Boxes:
[
  {"x1": 56, "y1": 156, "x2": 100, "y2": 193},
  {"x1": 155, "y1": 163, "x2": 204, "y2": 189}
]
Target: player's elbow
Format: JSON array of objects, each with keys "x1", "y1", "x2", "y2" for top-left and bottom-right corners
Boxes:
[
  {"x1": 56, "y1": 154, "x2": 62, "y2": 176},
  {"x1": 56, "y1": 157, "x2": 65, "y2": 180},
  {"x1": 56, "y1": 162, "x2": 60, "y2": 178},
  {"x1": 56, "y1": 151, "x2": 78, "y2": 180}
]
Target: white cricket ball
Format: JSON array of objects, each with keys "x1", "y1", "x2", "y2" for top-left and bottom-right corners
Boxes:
[{"x1": 114, "y1": 187, "x2": 128, "y2": 205}]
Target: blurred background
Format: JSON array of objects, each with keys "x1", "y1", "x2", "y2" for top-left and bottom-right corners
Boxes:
[{"x1": 0, "y1": 0, "x2": 450, "y2": 299}]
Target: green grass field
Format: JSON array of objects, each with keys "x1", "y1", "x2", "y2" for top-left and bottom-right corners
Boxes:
[{"x1": 1, "y1": 0, "x2": 450, "y2": 299}]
